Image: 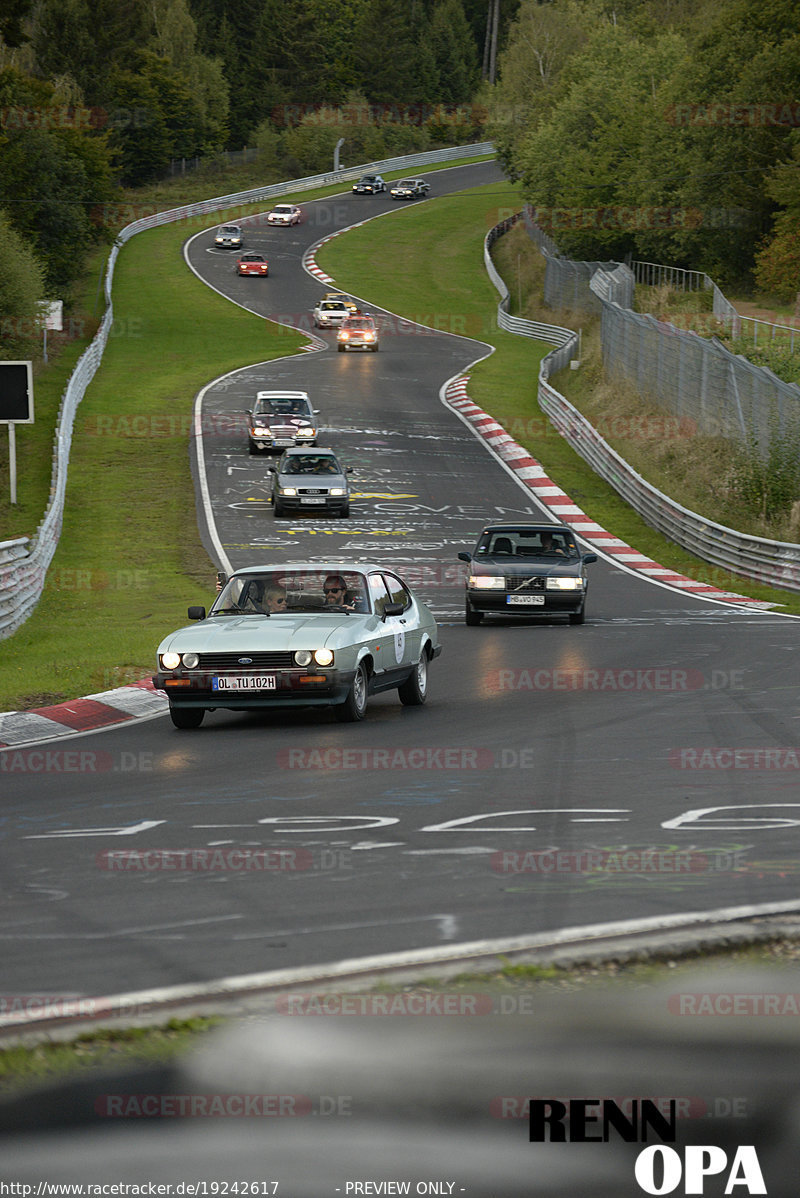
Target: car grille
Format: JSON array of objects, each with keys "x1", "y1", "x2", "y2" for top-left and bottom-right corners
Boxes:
[
  {"x1": 505, "y1": 575, "x2": 546, "y2": 591},
  {"x1": 198, "y1": 652, "x2": 296, "y2": 671},
  {"x1": 298, "y1": 487, "x2": 328, "y2": 495}
]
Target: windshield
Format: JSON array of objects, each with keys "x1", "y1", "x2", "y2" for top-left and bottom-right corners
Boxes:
[
  {"x1": 219, "y1": 226, "x2": 239, "y2": 234},
  {"x1": 254, "y1": 398, "x2": 311, "y2": 417},
  {"x1": 281, "y1": 455, "x2": 340, "y2": 475},
  {"x1": 273, "y1": 206, "x2": 291, "y2": 213},
  {"x1": 212, "y1": 570, "x2": 370, "y2": 615},
  {"x1": 475, "y1": 529, "x2": 579, "y2": 558}
]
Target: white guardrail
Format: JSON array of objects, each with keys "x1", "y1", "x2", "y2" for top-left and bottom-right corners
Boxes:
[
  {"x1": 0, "y1": 142, "x2": 494, "y2": 640},
  {"x1": 484, "y1": 215, "x2": 800, "y2": 595}
]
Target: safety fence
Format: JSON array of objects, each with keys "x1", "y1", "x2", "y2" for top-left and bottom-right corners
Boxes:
[
  {"x1": 0, "y1": 142, "x2": 494, "y2": 641},
  {"x1": 483, "y1": 213, "x2": 800, "y2": 594}
]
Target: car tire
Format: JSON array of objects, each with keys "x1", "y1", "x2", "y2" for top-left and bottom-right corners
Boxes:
[
  {"x1": 372, "y1": 344, "x2": 379, "y2": 352},
  {"x1": 339, "y1": 504, "x2": 350, "y2": 518},
  {"x1": 398, "y1": 652, "x2": 428, "y2": 706},
  {"x1": 248, "y1": 442, "x2": 258, "y2": 455},
  {"x1": 274, "y1": 500, "x2": 285, "y2": 517},
  {"x1": 465, "y1": 603, "x2": 483, "y2": 626},
  {"x1": 338, "y1": 344, "x2": 345, "y2": 352},
  {"x1": 336, "y1": 663, "x2": 369, "y2": 722},
  {"x1": 569, "y1": 607, "x2": 586, "y2": 625},
  {"x1": 169, "y1": 706, "x2": 204, "y2": 730}
]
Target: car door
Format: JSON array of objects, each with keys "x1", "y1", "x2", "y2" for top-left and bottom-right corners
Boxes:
[
  {"x1": 382, "y1": 572, "x2": 420, "y2": 668},
  {"x1": 367, "y1": 573, "x2": 409, "y2": 689}
]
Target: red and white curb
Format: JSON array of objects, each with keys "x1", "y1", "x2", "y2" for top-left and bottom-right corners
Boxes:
[
  {"x1": 445, "y1": 376, "x2": 776, "y2": 610},
  {"x1": 0, "y1": 678, "x2": 167, "y2": 750}
]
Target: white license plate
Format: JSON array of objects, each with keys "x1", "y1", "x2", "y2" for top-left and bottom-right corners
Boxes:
[
  {"x1": 507, "y1": 594, "x2": 545, "y2": 606},
  {"x1": 212, "y1": 675, "x2": 277, "y2": 691},
  {"x1": 300, "y1": 496, "x2": 326, "y2": 504},
  {"x1": 273, "y1": 439, "x2": 293, "y2": 446}
]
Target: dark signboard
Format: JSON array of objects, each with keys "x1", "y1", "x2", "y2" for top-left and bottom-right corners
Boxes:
[{"x1": 0, "y1": 361, "x2": 34, "y2": 423}]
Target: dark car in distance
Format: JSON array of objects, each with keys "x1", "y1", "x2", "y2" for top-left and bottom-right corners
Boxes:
[{"x1": 458, "y1": 523, "x2": 598, "y2": 625}]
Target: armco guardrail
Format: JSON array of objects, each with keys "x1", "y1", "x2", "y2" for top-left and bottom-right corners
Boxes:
[
  {"x1": 484, "y1": 214, "x2": 800, "y2": 594},
  {"x1": 0, "y1": 142, "x2": 494, "y2": 642},
  {"x1": 484, "y1": 216, "x2": 573, "y2": 349}
]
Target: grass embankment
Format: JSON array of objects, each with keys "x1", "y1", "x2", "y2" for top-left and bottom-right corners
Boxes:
[
  {"x1": 318, "y1": 193, "x2": 800, "y2": 614},
  {"x1": 0, "y1": 156, "x2": 494, "y2": 712}
]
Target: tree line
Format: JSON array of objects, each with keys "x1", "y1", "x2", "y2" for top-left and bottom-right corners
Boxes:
[
  {"x1": 1, "y1": 0, "x2": 513, "y2": 349},
  {"x1": 487, "y1": 0, "x2": 800, "y2": 300}
]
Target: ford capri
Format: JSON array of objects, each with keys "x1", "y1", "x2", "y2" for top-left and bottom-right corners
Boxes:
[{"x1": 153, "y1": 564, "x2": 442, "y2": 727}]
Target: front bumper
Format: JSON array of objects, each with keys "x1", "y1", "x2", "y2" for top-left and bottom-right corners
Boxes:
[
  {"x1": 274, "y1": 494, "x2": 349, "y2": 513},
  {"x1": 153, "y1": 668, "x2": 355, "y2": 709},
  {"x1": 466, "y1": 589, "x2": 585, "y2": 616},
  {"x1": 249, "y1": 434, "x2": 316, "y2": 450}
]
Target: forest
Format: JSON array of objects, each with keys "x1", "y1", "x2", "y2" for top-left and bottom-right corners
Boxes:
[{"x1": 0, "y1": 0, "x2": 798, "y2": 357}]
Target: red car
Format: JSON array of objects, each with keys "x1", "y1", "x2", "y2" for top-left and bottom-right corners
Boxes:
[{"x1": 237, "y1": 253, "x2": 269, "y2": 276}]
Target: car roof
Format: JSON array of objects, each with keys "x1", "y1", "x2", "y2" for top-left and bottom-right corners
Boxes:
[
  {"x1": 478, "y1": 523, "x2": 573, "y2": 535},
  {"x1": 279, "y1": 447, "x2": 337, "y2": 456},
  {"x1": 256, "y1": 390, "x2": 310, "y2": 400},
  {"x1": 230, "y1": 562, "x2": 406, "y2": 577}
]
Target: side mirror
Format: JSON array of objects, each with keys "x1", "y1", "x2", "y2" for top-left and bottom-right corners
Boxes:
[
  {"x1": 458, "y1": 552, "x2": 472, "y2": 563},
  {"x1": 346, "y1": 466, "x2": 353, "y2": 473},
  {"x1": 313, "y1": 408, "x2": 320, "y2": 414},
  {"x1": 267, "y1": 466, "x2": 276, "y2": 473},
  {"x1": 583, "y1": 553, "x2": 598, "y2": 564},
  {"x1": 383, "y1": 603, "x2": 405, "y2": 619},
  {"x1": 188, "y1": 606, "x2": 206, "y2": 621},
  {"x1": 246, "y1": 409, "x2": 252, "y2": 416}
]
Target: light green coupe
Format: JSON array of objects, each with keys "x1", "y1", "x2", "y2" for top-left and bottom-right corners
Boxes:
[{"x1": 153, "y1": 563, "x2": 441, "y2": 729}]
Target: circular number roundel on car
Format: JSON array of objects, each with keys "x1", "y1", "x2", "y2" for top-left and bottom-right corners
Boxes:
[{"x1": 393, "y1": 627, "x2": 405, "y2": 664}]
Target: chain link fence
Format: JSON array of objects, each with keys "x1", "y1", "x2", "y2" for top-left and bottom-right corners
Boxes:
[{"x1": 523, "y1": 207, "x2": 800, "y2": 455}]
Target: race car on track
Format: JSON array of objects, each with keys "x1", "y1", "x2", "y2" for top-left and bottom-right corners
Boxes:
[
  {"x1": 458, "y1": 523, "x2": 598, "y2": 625},
  {"x1": 337, "y1": 312, "x2": 379, "y2": 352},
  {"x1": 390, "y1": 178, "x2": 430, "y2": 200},
  {"x1": 214, "y1": 224, "x2": 243, "y2": 247},
  {"x1": 322, "y1": 291, "x2": 358, "y2": 313},
  {"x1": 352, "y1": 174, "x2": 386, "y2": 194},
  {"x1": 153, "y1": 562, "x2": 441, "y2": 726},
  {"x1": 313, "y1": 299, "x2": 350, "y2": 328},
  {"x1": 269, "y1": 448, "x2": 351, "y2": 517},
  {"x1": 237, "y1": 252, "x2": 268, "y2": 276},
  {"x1": 267, "y1": 204, "x2": 302, "y2": 226},
  {"x1": 247, "y1": 391, "x2": 319, "y2": 454}
]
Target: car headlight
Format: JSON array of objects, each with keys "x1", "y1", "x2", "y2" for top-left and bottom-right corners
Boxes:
[
  {"x1": 468, "y1": 575, "x2": 505, "y2": 589},
  {"x1": 301, "y1": 427, "x2": 317, "y2": 438},
  {"x1": 329, "y1": 488, "x2": 345, "y2": 496},
  {"x1": 161, "y1": 652, "x2": 181, "y2": 670},
  {"x1": 251, "y1": 426, "x2": 269, "y2": 436},
  {"x1": 338, "y1": 331, "x2": 349, "y2": 339},
  {"x1": 182, "y1": 652, "x2": 199, "y2": 669},
  {"x1": 546, "y1": 577, "x2": 582, "y2": 590},
  {"x1": 280, "y1": 487, "x2": 297, "y2": 496},
  {"x1": 294, "y1": 650, "x2": 312, "y2": 666},
  {"x1": 313, "y1": 649, "x2": 334, "y2": 666}
]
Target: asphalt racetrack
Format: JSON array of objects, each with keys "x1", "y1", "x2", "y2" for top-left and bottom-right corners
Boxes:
[{"x1": 2, "y1": 160, "x2": 800, "y2": 998}]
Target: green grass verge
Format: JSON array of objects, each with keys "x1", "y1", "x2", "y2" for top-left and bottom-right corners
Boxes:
[
  {"x1": 318, "y1": 188, "x2": 800, "y2": 616},
  {"x1": 0, "y1": 1017, "x2": 223, "y2": 1096}
]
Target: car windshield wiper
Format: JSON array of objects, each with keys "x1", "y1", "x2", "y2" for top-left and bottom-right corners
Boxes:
[{"x1": 210, "y1": 606, "x2": 269, "y2": 616}]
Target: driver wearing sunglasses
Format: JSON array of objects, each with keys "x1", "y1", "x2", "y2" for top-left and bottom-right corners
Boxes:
[{"x1": 322, "y1": 574, "x2": 361, "y2": 611}]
